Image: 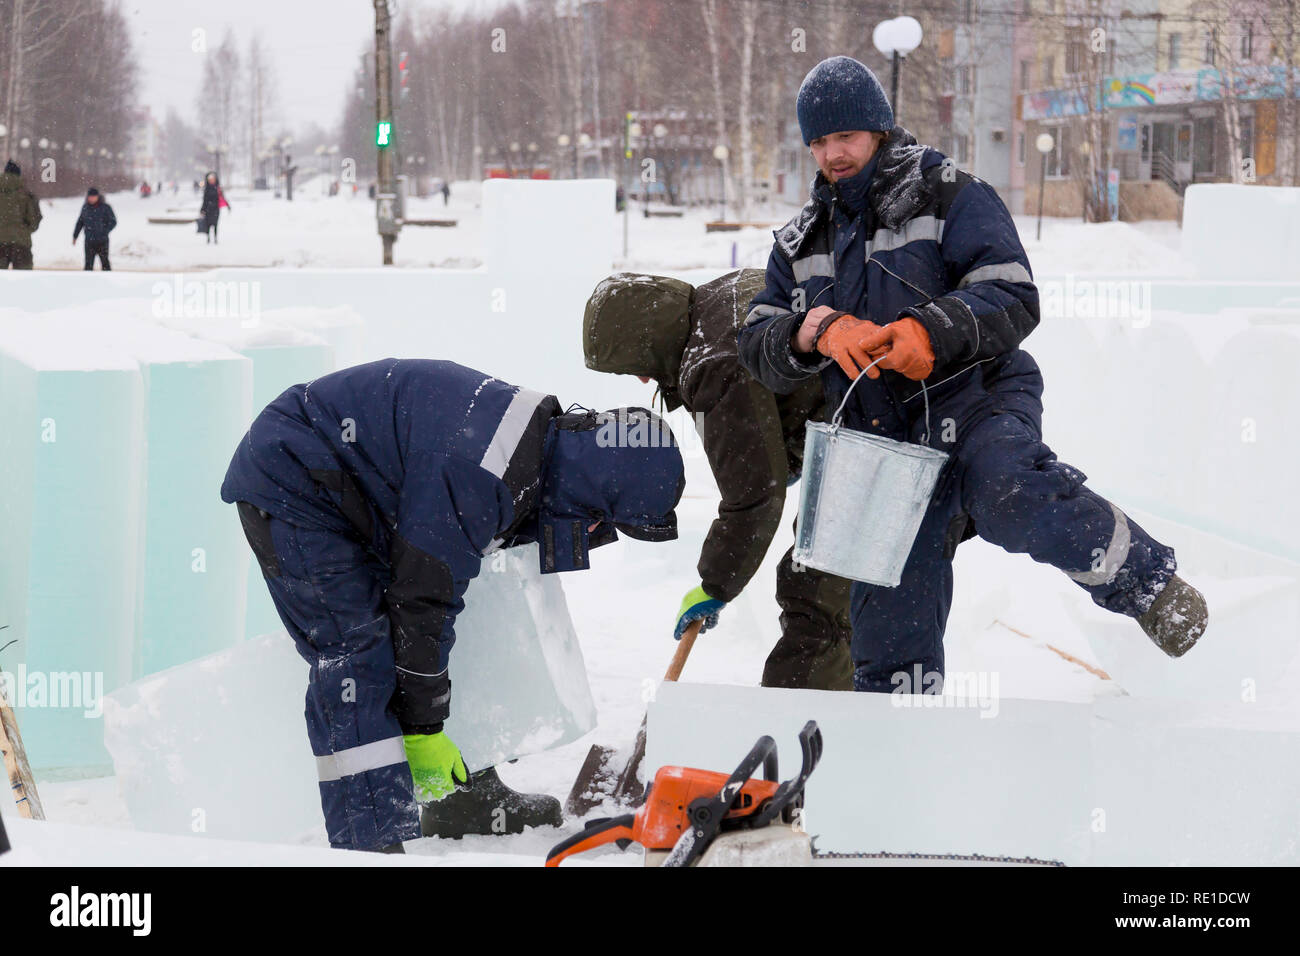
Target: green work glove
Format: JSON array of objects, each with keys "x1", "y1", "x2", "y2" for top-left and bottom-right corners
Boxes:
[
  {"x1": 403, "y1": 731, "x2": 470, "y2": 803},
  {"x1": 674, "y1": 583, "x2": 726, "y2": 640}
]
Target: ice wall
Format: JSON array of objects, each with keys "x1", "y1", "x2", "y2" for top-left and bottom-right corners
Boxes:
[
  {"x1": 0, "y1": 306, "x2": 345, "y2": 773},
  {"x1": 0, "y1": 180, "x2": 626, "y2": 776},
  {"x1": 0, "y1": 319, "x2": 143, "y2": 772}
]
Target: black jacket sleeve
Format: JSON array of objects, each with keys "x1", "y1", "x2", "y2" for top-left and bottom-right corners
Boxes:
[
  {"x1": 692, "y1": 368, "x2": 791, "y2": 604},
  {"x1": 901, "y1": 173, "x2": 1040, "y2": 369},
  {"x1": 386, "y1": 453, "x2": 512, "y2": 734}
]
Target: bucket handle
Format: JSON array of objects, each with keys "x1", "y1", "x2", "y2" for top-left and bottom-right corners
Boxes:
[{"x1": 829, "y1": 355, "x2": 934, "y2": 445}]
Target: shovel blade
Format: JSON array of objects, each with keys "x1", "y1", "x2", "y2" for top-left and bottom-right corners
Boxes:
[{"x1": 564, "y1": 744, "x2": 621, "y2": 817}]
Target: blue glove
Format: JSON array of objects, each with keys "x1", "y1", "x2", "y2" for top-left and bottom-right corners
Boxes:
[{"x1": 674, "y1": 584, "x2": 726, "y2": 640}]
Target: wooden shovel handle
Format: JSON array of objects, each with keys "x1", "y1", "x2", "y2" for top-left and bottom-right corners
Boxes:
[
  {"x1": 0, "y1": 691, "x2": 43, "y2": 820},
  {"x1": 664, "y1": 618, "x2": 703, "y2": 682}
]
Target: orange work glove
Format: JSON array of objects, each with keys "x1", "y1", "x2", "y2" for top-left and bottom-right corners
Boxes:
[
  {"x1": 815, "y1": 313, "x2": 884, "y2": 380},
  {"x1": 856, "y1": 316, "x2": 935, "y2": 381}
]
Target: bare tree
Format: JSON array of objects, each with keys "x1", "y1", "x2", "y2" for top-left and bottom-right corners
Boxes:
[
  {"x1": 1194, "y1": 0, "x2": 1254, "y2": 184},
  {"x1": 247, "y1": 36, "x2": 277, "y2": 186},
  {"x1": 195, "y1": 29, "x2": 243, "y2": 181},
  {"x1": 701, "y1": 0, "x2": 734, "y2": 216},
  {"x1": 2, "y1": 0, "x2": 79, "y2": 158}
]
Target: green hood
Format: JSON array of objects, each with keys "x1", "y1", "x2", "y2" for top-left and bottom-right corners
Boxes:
[{"x1": 582, "y1": 273, "x2": 695, "y2": 386}]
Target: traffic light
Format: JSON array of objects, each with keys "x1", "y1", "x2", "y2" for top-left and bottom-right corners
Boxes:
[
  {"x1": 377, "y1": 121, "x2": 392, "y2": 147},
  {"x1": 399, "y1": 51, "x2": 410, "y2": 100}
]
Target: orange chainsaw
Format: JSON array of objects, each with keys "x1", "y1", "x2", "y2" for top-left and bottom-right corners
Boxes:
[{"x1": 545, "y1": 720, "x2": 822, "y2": 867}]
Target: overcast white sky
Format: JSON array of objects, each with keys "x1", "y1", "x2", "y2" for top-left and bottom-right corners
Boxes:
[{"x1": 125, "y1": 0, "x2": 476, "y2": 135}]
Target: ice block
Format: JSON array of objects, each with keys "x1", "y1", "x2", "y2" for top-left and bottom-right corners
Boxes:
[
  {"x1": 0, "y1": 320, "x2": 143, "y2": 773},
  {"x1": 103, "y1": 543, "x2": 595, "y2": 842}
]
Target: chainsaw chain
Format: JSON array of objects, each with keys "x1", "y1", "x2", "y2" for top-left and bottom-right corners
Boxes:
[{"x1": 814, "y1": 849, "x2": 1066, "y2": 867}]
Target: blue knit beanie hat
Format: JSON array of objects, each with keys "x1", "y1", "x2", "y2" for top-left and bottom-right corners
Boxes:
[{"x1": 797, "y1": 56, "x2": 894, "y2": 145}]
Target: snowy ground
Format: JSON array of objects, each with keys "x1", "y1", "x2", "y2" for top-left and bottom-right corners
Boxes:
[
  {"x1": 3, "y1": 182, "x2": 1293, "y2": 866},
  {"x1": 28, "y1": 179, "x2": 1190, "y2": 278}
]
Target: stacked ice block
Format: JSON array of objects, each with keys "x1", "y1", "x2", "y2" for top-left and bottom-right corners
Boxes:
[{"x1": 0, "y1": 303, "x2": 355, "y2": 773}]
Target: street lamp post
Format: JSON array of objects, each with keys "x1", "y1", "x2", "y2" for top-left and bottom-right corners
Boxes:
[
  {"x1": 872, "y1": 16, "x2": 924, "y2": 126},
  {"x1": 653, "y1": 123, "x2": 668, "y2": 207},
  {"x1": 556, "y1": 134, "x2": 570, "y2": 179},
  {"x1": 280, "y1": 138, "x2": 294, "y2": 199},
  {"x1": 578, "y1": 133, "x2": 591, "y2": 178},
  {"x1": 628, "y1": 120, "x2": 644, "y2": 214},
  {"x1": 713, "y1": 143, "x2": 729, "y2": 221},
  {"x1": 1035, "y1": 132, "x2": 1055, "y2": 241}
]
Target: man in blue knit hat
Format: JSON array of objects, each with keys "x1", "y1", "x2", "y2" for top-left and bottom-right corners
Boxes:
[{"x1": 739, "y1": 56, "x2": 1208, "y2": 694}]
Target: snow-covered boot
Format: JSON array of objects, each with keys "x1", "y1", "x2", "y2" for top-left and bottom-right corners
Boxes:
[
  {"x1": 1138, "y1": 574, "x2": 1208, "y2": 658},
  {"x1": 420, "y1": 766, "x2": 562, "y2": 839}
]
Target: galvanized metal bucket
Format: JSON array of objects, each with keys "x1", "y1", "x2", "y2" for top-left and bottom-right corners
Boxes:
[{"x1": 793, "y1": 357, "x2": 949, "y2": 587}]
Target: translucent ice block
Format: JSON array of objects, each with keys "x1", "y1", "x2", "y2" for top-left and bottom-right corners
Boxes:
[
  {"x1": 133, "y1": 343, "x2": 254, "y2": 676},
  {"x1": 104, "y1": 543, "x2": 594, "y2": 842},
  {"x1": 0, "y1": 326, "x2": 143, "y2": 773},
  {"x1": 234, "y1": 341, "x2": 337, "y2": 641}
]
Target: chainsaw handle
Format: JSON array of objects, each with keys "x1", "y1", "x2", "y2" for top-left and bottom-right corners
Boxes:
[
  {"x1": 544, "y1": 814, "x2": 636, "y2": 867},
  {"x1": 752, "y1": 721, "x2": 823, "y2": 828}
]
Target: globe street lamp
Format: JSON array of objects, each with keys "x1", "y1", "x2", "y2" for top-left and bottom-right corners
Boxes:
[
  {"x1": 1035, "y1": 132, "x2": 1055, "y2": 241},
  {"x1": 873, "y1": 16, "x2": 923, "y2": 126}
]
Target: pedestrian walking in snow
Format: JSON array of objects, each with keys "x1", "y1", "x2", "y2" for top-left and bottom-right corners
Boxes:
[
  {"x1": 222, "y1": 359, "x2": 685, "y2": 851},
  {"x1": 739, "y1": 56, "x2": 1208, "y2": 694},
  {"x1": 0, "y1": 159, "x2": 42, "y2": 270},
  {"x1": 199, "y1": 171, "x2": 228, "y2": 244},
  {"x1": 72, "y1": 187, "x2": 116, "y2": 271}
]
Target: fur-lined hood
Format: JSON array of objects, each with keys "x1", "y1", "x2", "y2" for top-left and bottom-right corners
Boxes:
[{"x1": 773, "y1": 126, "x2": 945, "y2": 259}]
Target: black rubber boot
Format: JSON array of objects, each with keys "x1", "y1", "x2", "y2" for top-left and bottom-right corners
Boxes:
[
  {"x1": 1138, "y1": 574, "x2": 1209, "y2": 658},
  {"x1": 420, "y1": 767, "x2": 563, "y2": 839}
]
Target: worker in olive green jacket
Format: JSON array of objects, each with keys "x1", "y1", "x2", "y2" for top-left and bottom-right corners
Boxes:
[
  {"x1": 583, "y1": 268, "x2": 852, "y2": 689},
  {"x1": 0, "y1": 160, "x2": 42, "y2": 270}
]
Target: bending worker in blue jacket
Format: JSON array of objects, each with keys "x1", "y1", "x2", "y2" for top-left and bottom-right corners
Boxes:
[
  {"x1": 739, "y1": 56, "x2": 1208, "y2": 694},
  {"x1": 222, "y1": 358, "x2": 685, "y2": 851}
]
